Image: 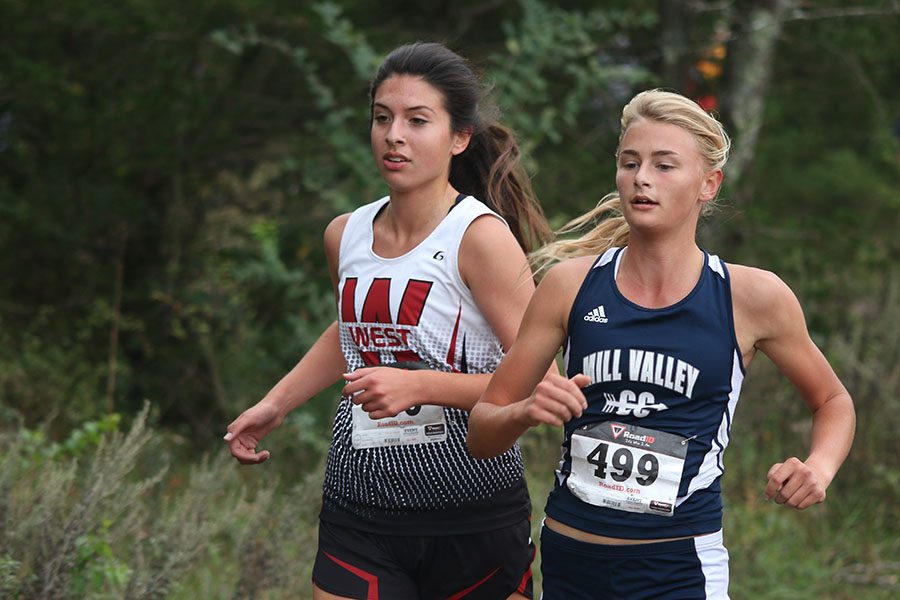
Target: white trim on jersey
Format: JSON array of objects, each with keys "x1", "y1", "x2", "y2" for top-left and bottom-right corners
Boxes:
[
  {"x1": 592, "y1": 247, "x2": 618, "y2": 271},
  {"x1": 708, "y1": 254, "x2": 727, "y2": 279},
  {"x1": 678, "y1": 350, "x2": 744, "y2": 506},
  {"x1": 695, "y1": 529, "x2": 731, "y2": 599}
]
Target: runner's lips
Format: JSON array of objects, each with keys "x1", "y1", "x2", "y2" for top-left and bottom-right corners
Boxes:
[{"x1": 383, "y1": 152, "x2": 409, "y2": 171}]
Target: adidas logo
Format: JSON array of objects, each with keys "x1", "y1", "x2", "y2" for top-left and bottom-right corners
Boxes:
[{"x1": 584, "y1": 305, "x2": 608, "y2": 323}]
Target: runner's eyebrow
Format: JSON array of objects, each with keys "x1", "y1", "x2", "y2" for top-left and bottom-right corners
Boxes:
[
  {"x1": 652, "y1": 150, "x2": 679, "y2": 157},
  {"x1": 372, "y1": 102, "x2": 437, "y2": 115},
  {"x1": 619, "y1": 149, "x2": 680, "y2": 158}
]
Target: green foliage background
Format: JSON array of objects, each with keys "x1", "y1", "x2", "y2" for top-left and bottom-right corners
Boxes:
[{"x1": 0, "y1": 0, "x2": 897, "y2": 598}]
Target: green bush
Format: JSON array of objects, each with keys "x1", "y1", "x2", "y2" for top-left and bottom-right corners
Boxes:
[{"x1": 0, "y1": 405, "x2": 331, "y2": 599}]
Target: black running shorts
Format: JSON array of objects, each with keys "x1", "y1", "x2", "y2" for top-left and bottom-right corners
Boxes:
[{"x1": 312, "y1": 517, "x2": 535, "y2": 599}]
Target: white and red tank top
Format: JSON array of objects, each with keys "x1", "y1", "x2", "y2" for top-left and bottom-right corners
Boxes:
[{"x1": 320, "y1": 195, "x2": 530, "y2": 535}]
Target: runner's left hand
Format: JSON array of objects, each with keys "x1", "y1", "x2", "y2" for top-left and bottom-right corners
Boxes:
[
  {"x1": 343, "y1": 366, "x2": 424, "y2": 419},
  {"x1": 765, "y1": 457, "x2": 827, "y2": 509}
]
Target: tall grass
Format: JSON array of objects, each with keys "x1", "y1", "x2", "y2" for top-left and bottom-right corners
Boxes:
[{"x1": 0, "y1": 405, "x2": 326, "y2": 599}]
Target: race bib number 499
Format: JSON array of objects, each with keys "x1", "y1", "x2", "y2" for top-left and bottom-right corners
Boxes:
[{"x1": 567, "y1": 422, "x2": 689, "y2": 516}]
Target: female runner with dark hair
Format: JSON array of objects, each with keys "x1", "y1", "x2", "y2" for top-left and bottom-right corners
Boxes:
[{"x1": 226, "y1": 42, "x2": 552, "y2": 599}]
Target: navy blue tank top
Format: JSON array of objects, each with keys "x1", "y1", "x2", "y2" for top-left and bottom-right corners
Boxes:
[{"x1": 545, "y1": 247, "x2": 745, "y2": 539}]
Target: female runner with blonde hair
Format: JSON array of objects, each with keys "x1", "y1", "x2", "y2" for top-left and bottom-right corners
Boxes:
[{"x1": 468, "y1": 89, "x2": 855, "y2": 599}]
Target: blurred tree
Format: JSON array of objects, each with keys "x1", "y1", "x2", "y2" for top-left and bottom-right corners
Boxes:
[
  {"x1": 720, "y1": 0, "x2": 796, "y2": 187},
  {"x1": 0, "y1": 0, "x2": 896, "y2": 445},
  {"x1": 0, "y1": 0, "x2": 346, "y2": 433}
]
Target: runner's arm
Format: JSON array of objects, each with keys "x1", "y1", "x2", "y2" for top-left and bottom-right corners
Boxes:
[
  {"x1": 263, "y1": 212, "x2": 350, "y2": 417},
  {"x1": 224, "y1": 214, "x2": 350, "y2": 462},
  {"x1": 733, "y1": 266, "x2": 855, "y2": 508},
  {"x1": 468, "y1": 261, "x2": 591, "y2": 458}
]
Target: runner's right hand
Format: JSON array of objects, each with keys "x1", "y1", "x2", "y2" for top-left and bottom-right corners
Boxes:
[
  {"x1": 521, "y1": 373, "x2": 591, "y2": 427},
  {"x1": 224, "y1": 402, "x2": 283, "y2": 464}
]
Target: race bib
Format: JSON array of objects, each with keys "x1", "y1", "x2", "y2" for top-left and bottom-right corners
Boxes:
[
  {"x1": 567, "y1": 421, "x2": 689, "y2": 516},
  {"x1": 351, "y1": 403, "x2": 447, "y2": 449}
]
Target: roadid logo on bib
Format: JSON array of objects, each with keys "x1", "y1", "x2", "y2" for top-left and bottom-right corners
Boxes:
[
  {"x1": 351, "y1": 403, "x2": 447, "y2": 449},
  {"x1": 567, "y1": 421, "x2": 690, "y2": 516}
]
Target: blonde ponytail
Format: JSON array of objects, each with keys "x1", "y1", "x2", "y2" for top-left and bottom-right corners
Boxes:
[{"x1": 530, "y1": 193, "x2": 629, "y2": 278}]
